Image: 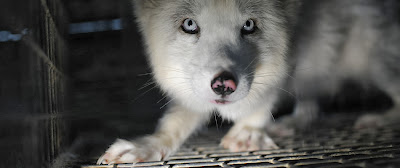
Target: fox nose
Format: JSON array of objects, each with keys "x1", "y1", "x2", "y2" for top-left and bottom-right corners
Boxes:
[{"x1": 211, "y1": 71, "x2": 237, "y2": 96}]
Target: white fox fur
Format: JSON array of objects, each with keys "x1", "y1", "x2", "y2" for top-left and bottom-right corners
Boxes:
[{"x1": 97, "y1": 0, "x2": 400, "y2": 164}]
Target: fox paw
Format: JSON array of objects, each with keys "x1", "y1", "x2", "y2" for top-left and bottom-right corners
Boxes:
[
  {"x1": 266, "y1": 121, "x2": 295, "y2": 137},
  {"x1": 221, "y1": 127, "x2": 278, "y2": 152},
  {"x1": 97, "y1": 138, "x2": 168, "y2": 165},
  {"x1": 354, "y1": 114, "x2": 384, "y2": 129}
]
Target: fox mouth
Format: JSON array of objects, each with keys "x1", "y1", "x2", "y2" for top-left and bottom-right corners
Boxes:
[{"x1": 212, "y1": 99, "x2": 232, "y2": 105}]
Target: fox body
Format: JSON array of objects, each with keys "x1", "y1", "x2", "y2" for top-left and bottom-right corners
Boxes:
[
  {"x1": 97, "y1": 0, "x2": 400, "y2": 164},
  {"x1": 288, "y1": 0, "x2": 400, "y2": 129}
]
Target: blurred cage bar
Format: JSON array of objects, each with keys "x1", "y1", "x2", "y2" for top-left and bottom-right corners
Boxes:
[
  {"x1": 0, "y1": 0, "x2": 68, "y2": 167},
  {"x1": 1, "y1": 0, "x2": 157, "y2": 167}
]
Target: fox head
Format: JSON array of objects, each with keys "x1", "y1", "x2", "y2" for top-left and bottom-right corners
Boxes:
[{"x1": 134, "y1": 0, "x2": 299, "y2": 114}]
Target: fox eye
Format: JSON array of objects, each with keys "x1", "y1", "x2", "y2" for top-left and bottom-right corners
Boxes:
[
  {"x1": 242, "y1": 19, "x2": 256, "y2": 35},
  {"x1": 181, "y1": 18, "x2": 199, "y2": 34}
]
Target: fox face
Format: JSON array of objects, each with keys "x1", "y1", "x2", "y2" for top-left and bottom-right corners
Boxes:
[{"x1": 135, "y1": 0, "x2": 293, "y2": 114}]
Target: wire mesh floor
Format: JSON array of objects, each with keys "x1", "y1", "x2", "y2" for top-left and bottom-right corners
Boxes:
[{"x1": 82, "y1": 114, "x2": 400, "y2": 168}]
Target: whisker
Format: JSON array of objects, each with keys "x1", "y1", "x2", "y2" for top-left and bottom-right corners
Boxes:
[
  {"x1": 244, "y1": 57, "x2": 258, "y2": 71},
  {"x1": 283, "y1": 72, "x2": 295, "y2": 80},
  {"x1": 214, "y1": 112, "x2": 219, "y2": 130},
  {"x1": 252, "y1": 82, "x2": 297, "y2": 100},
  {"x1": 244, "y1": 71, "x2": 255, "y2": 78},
  {"x1": 133, "y1": 85, "x2": 158, "y2": 102},
  {"x1": 162, "y1": 77, "x2": 192, "y2": 80},
  {"x1": 137, "y1": 72, "x2": 153, "y2": 77},
  {"x1": 161, "y1": 66, "x2": 187, "y2": 73},
  {"x1": 138, "y1": 81, "x2": 156, "y2": 91},
  {"x1": 253, "y1": 74, "x2": 275, "y2": 78},
  {"x1": 268, "y1": 108, "x2": 275, "y2": 122},
  {"x1": 160, "y1": 98, "x2": 175, "y2": 109},
  {"x1": 245, "y1": 71, "x2": 280, "y2": 79},
  {"x1": 157, "y1": 95, "x2": 168, "y2": 104},
  {"x1": 248, "y1": 70, "x2": 296, "y2": 82},
  {"x1": 157, "y1": 85, "x2": 191, "y2": 106},
  {"x1": 138, "y1": 77, "x2": 156, "y2": 90}
]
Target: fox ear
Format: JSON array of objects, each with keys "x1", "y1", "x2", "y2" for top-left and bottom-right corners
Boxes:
[
  {"x1": 134, "y1": 0, "x2": 162, "y2": 10},
  {"x1": 281, "y1": 0, "x2": 302, "y2": 26},
  {"x1": 134, "y1": 0, "x2": 162, "y2": 30}
]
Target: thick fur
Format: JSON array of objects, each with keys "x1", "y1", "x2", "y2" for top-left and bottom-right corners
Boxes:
[
  {"x1": 285, "y1": 0, "x2": 400, "y2": 129},
  {"x1": 97, "y1": 0, "x2": 400, "y2": 164}
]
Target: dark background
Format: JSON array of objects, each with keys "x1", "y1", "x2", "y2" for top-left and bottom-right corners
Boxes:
[
  {"x1": 0, "y1": 0, "x2": 393, "y2": 167},
  {"x1": 0, "y1": 0, "x2": 164, "y2": 167}
]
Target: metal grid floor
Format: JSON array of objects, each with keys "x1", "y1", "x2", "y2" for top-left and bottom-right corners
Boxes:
[{"x1": 83, "y1": 115, "x2": 400, "y2": 168}]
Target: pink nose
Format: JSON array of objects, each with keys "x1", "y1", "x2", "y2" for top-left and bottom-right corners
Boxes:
[{"x1": 211, "y1": 71, "x2": 237, "y2": 96}]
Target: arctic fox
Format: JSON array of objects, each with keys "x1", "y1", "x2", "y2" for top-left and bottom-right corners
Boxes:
[{"x1": 97, "y1": 0, "x2": 400, "y2": 164}]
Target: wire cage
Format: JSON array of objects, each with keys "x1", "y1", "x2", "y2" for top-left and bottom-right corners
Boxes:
[
  {"x1": 0, "y1": 0, "x2": 67, "y2": 167},
  {"x1": 1, "y1": 0, "x2": 152, "y2": 167}
]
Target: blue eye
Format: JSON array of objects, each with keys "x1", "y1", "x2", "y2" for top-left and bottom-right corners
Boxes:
[
  {"x1": 242, "y1": 19, "x2": 256, "y2": 35},
  {"x1": 181, "y1": 18, "x2": 199, "y2": 34}
]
